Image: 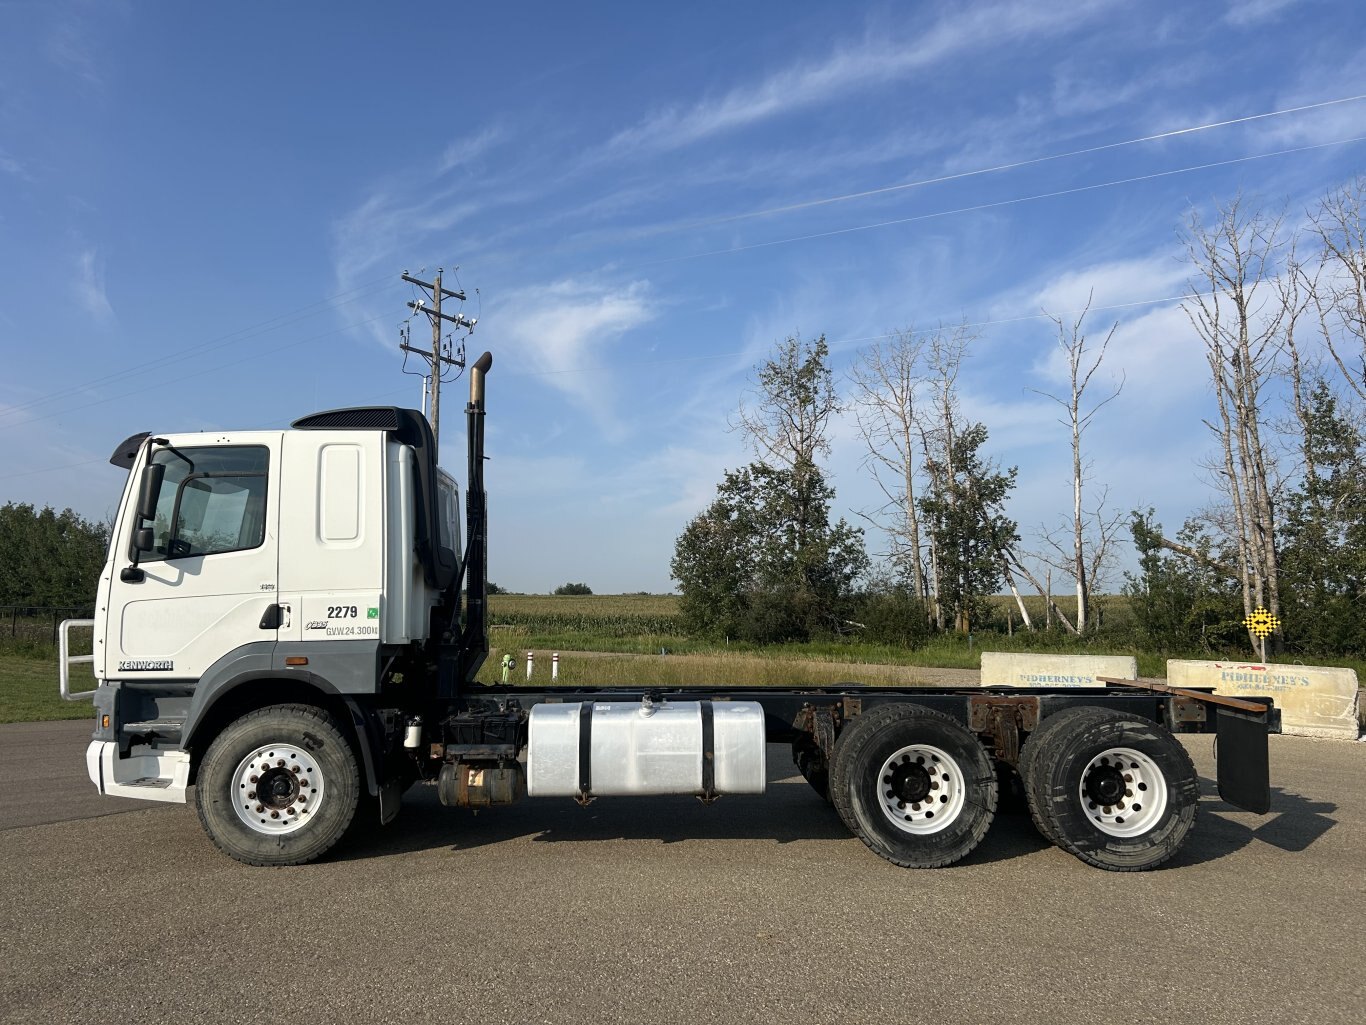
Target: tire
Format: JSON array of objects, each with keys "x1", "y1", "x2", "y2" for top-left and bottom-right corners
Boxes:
[
  {"x1": 1019, "y1": 707, "x2": 1097, "y2": 847},
  {"x1": 196, "y1": 703, "x2": 361, "y2": 866},
  {"x1": 1022, "y1": 706, "x2": 1198, "y2": 872},
  {"x1": 792, "y1": 740, "x2": 831, "y2": 802},
  {"x1": 829, "y1": 703, "x2": 998, "y2": 868}
]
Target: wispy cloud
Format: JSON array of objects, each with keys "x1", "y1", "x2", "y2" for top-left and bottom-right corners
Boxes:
[
  {"x1": 1225, "y1": 0, "x2": 1303, "y2": 27},
  {"x1": 1030, "y1": 254, "x2": 1190, "y2": 322},
  {"x1": 494, "y1": 278, "x2": 658, "y2": 432},
  {"x1": 75, "y1": 248, "x2": 114, "y2": 324},
  {"x1": 0, "y1": 149, "x2": 24, "y2": 179},
  {"x1": 603, "y1": 0, "x2": 1113, "y2": 156},
  {"x1": 439, "y1": 123, "x2": 507, "y2": 174},
  {"x1": 46, "y1": 10, "x2": 104, "y2": 89}
]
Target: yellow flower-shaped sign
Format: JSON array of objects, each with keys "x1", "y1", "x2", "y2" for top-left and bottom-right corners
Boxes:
[{"x1": 1243, "y1": 606, "x2": 1281, "y2": 639}]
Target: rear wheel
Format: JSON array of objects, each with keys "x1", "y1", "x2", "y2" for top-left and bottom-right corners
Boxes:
[
  {"x1": 1019, "y1": 707, "x2": 1096, "y2": 847},
  {"x1": 1022, "y1": 707, "x2": 1198, "y2": 872},
  {"x1": 830, "y1": 704, "x2": 997, "y2": 868},
  {"x1": 196, "y1": 703, "x2": 361, "y2": 866}
]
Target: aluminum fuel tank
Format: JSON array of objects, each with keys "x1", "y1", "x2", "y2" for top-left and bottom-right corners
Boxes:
[{"x1": 526, "y1": 699, "x2": 767, "y2": 797}]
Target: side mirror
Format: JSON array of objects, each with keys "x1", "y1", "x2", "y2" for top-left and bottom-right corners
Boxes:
[
  {"x1": 137, "y1": 463, "x2": 165, "y2": 523},
  {"x1": 133, "y1": 527, "x2": 155, "y2": 553}
]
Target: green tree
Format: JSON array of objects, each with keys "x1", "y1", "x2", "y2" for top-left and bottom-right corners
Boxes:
[
  {"x1": 552, "y1": 582, "x2": 593, "y2": 596},
  {"x1": 1123, "y1": 510, "x2": 1242, "y2": 652},
  {"x1": 917, "y1": 423, "x2": 1015, "y2": 632},
  {"x1": 0, "y1": 503, "x2": 109, "y2": 608},
  {"x1": 1277, "y1": 382, "x2": 1366, "y2": 655},
  {"x1": 671, "y1": 462, "x2": 866, "y2": 642},
  {"x1": 675, "y1": 333, "x2": 866, "y2": 642}
]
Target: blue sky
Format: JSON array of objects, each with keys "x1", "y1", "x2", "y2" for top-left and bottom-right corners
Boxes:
[{"x1": 1, "y1": 0, "x2": 1364, "y2": 594}]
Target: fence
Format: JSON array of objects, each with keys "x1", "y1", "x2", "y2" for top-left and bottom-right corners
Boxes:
[{"x1": 2, "y1": 606, "x2": 95, "y2": 646}]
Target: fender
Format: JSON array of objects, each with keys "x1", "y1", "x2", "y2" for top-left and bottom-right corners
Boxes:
[{"x1": 182, "y1": 640, "x2": 390, "y2": 796}]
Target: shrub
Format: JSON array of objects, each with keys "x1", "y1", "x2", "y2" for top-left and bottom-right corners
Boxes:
[{"x1": 856, "y1": 587, "x2": 931, "y2": 649}]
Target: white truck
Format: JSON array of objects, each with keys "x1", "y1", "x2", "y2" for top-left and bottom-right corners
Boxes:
[{"x1": 60, "y1": 352, "x2": 1278, "y2": 870}]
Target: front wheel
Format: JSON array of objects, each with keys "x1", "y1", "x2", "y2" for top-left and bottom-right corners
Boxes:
[
  {"x1": 830, "y1": 704, "x2": 998, "y2": 868},
  {"x1": 196, "y1": 703, "x2": 361, "y2": 866},
  {"x1": 1022, "y1": 707, "x2": 1198, "y2": 872}
]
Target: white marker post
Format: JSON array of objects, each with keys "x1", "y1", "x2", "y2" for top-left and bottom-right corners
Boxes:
[
  {"x1": 526, "y1": 651, "x2": 535, "y2": 681},
  {"x1": 552, "y1": 652, "x2": 559, "y2": 681}
]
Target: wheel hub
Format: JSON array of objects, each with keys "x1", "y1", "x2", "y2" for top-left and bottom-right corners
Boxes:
[
  {"x1": 876, "y1": 744, "x2": 965, "y2": 836},
  {"x1": 230, "y1": 744, "x2": 325, "y2": 836},
  {"x1": 1079, "y1": 747, "x2": 1168, "y2": 838},
  {"x1": 1083, "y1": 764, "x2": 1126, "y2": 806},
  {"x1": 886, "y1": 761, "x2": 933, "y2": 804}
]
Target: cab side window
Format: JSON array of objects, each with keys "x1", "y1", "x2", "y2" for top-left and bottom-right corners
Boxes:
[{"x1": 137, "y1": 446, "x2": 269, "y2": 561}]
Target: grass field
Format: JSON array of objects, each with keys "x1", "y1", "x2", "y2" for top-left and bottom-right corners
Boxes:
[{"x1": 1, "y1": 653, "x2": 95, "y2": 723}]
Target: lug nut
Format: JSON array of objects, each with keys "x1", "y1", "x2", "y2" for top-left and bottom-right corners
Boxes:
[
  {"x1": 286, "y1": 806, "x2": 296, "y2": 815},
  {"x1": 270, "y1": 811, "x2": 280, "y2": 819},
  {"x1": 247, "y1": 791, "x2": 256, "y2": 800},
  {"x1": 276, "y1": 759, "x2": 286, "y2": 767},
  {"x1": 249, "y1": 775, "x2": 258, "y2": 783},
  {"x1": 255, "y1": 805, "x2": 264, "y2": 813},
  {"x1": 291, "y1": 764, "x2": 301, "y2": 773}
]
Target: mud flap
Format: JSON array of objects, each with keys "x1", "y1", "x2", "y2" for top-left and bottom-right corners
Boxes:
[
  {"x1": 1215, "y1": 707, "x2": 1271, "y2": 814},
  {"x1": 378, "y1": 778, "x2": 404, "y2": 825}
]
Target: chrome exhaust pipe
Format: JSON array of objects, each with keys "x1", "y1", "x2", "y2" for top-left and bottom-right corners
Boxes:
[{"x1": 470, "y1": 351, "x2": 493, "y2": 408}]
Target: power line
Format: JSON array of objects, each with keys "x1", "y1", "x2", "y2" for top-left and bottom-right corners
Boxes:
[
  {"x1": 675, "y1": 93, "x2": 1366, "y2": 230},
  {"x1": 412, "y1": 289, "x2": 1222, "y2": 383},
  {"x1": 401, "y1": 269, "x2": 476, "y2": 451},
  {"x1": 658, "y1": 134, "x2": 1366, "y2": 263}
]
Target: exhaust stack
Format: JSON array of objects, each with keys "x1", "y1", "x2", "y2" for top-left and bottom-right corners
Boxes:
[
  {"x1": 460, "y1": 351, "x2": 494, "y2": 683},
  {"x1": 470, "y1": 350, "x2": 492, "y2": 407}
]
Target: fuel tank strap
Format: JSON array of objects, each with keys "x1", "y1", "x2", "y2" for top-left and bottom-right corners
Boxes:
[
  {"x1": 700, "y1": 700, "x2": 715, "y2": 799},
  {"x1": 577, "y1": 702, "x2": 593, "y2": 800}
]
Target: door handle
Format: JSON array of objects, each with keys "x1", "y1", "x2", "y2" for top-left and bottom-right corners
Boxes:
[{"x1": 259, "y1": 604, "x2": 286, "y2": 630}]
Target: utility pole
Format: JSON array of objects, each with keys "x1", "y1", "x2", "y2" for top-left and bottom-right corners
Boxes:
[{"x1": 400, "y1": 269, "x2": 476, "y2": 456}]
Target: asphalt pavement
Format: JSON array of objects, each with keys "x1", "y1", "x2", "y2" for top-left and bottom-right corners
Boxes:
[{"x1": 1, "y1": 718, "x2": 1362, "y2": 1025}]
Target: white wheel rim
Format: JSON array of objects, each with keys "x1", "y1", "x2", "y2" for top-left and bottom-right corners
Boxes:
[
  {"x1": 876, "y1": 744, "x2": 966, "y2": 835},
  {"x1": 1079, "y1": 746, "x2": 1168, "y2": 837},
  {"x1": 230, "y1": 743, "x2": 326, "y2": 836}
]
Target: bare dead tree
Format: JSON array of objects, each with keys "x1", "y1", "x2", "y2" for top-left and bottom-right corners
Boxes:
[
  {"x1": 848, "y1": 329, "x2": 929, "y2": 604},
  {"x1": 1283, "y1": 247, "x2": 1324, "y2": 484},
  {"x1": 1037, "y1": 488, "x2": 1126, "y2": 627},
  {"x1": 1027, "y1": 295, "x2": 1124, "y2": 633},
  {"x1": 1182, "y1": 196, "x2": 1287, "y2": 648},
  {"x1": 1306, "y1": 177, "x2": 1366, "y2": 405},
  {"x1": 912, "y1": 325, "x2": 1023, "y2": 630}
]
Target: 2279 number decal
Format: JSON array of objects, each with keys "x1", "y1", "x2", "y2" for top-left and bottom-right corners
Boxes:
[{"x1": 327, "y1": 605, "x2": 358, "y2": 618}]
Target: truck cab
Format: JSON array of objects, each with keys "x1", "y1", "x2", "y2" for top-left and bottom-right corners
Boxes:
[{"x1": 75, "y1": 406, "x2": 465, "y2": 807}]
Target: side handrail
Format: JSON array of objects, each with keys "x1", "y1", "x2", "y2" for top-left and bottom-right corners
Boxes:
[{"x1": 59, "y1": 619, "x2": 98, "y2": 701}]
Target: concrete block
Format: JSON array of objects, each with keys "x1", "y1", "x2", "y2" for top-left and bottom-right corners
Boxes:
[
  {"x1": 1166, "y1": 660, "x2": 1361, "y2": 740},
  {"x1": 980, "y1": 652, "x2": 1138, "y2": 688}
]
